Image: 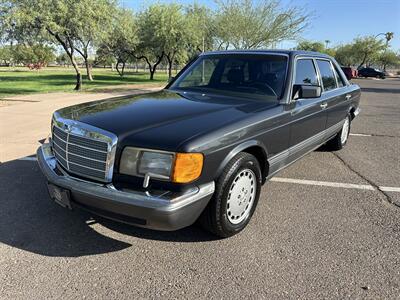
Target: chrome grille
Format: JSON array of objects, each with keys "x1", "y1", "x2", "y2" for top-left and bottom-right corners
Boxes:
[{"x1": 51, "y1": 116, "x2": 117, "y2": 182}]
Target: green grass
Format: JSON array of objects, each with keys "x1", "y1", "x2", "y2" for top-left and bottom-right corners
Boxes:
[{"x1": 0, "y1": 67, "x2": 169, "y2": 98}]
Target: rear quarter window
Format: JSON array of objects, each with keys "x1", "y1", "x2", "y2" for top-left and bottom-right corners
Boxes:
[{"x1": 333, "y1": 66, "x2": 345, "y2": 87}]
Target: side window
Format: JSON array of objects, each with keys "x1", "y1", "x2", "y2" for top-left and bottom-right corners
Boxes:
[
  {"x1": 295, "y1": 59, "x2": 318, "y2": 85},
  {"x1": 333, "y1": 65, "x2": 345, "y2": 87},
  {"x1": 316, "y1": 60, "x2": 337, "y2": 91}
]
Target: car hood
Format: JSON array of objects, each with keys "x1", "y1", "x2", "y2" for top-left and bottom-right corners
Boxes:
[{"x1": 56, "y1": 90, "x2": 277, "y2": 151}]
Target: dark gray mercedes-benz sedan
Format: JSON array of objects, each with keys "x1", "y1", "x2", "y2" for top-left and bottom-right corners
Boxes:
[{"x1": 38, "y1": 50, "x2": 361, "y2": 237}]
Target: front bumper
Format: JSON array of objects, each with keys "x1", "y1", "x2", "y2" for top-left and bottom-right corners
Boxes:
[{"x1": 37, "y1": 144, "x2": 215, "y2": 231}]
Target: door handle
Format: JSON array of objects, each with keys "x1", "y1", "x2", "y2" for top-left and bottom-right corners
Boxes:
[
  {"x1": 345, "y1": 94, "x2": 352, "y2": 100},
  {"x1": 320, "y1": 102, "x2": 328, "y2": 109}
]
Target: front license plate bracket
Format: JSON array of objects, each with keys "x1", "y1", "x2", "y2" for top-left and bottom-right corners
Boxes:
[{"x1": 47, "y1": 184, "x2": 72, "y2": 209}]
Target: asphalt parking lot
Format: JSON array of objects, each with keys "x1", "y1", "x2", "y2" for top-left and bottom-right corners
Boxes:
[{"x1": 0, "y1": 78, "x2": 399, "y2": 299}]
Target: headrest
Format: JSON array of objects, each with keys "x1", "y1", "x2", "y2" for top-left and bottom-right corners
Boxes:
[{"x1": 227, "y1": 68, "x2": 244, "y2": 84}]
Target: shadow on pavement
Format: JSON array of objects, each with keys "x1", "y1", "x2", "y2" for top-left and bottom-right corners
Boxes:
[
  {"x1": 360, "y1": 87, "x2": 400, "y2": 94},
  {"x1": 0, "y1": 159, "x2": 215, "y2": 257}
]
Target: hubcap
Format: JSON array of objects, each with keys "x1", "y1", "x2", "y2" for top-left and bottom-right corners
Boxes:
[
  {"x1": 226, "y1": 169, "x2": 256, "y2": 225},
  {"x1": 341, "y1": 118, "x2": 350, "y2": 144}
]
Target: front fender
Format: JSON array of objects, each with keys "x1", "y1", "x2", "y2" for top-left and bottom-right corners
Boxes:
[{"x1": 214, "y1": 140, "x2": 269, "y2": 180}]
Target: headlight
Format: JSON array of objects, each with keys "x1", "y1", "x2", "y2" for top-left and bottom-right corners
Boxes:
[
  {"x1": 120, "y1": 147, "x2": 203, "y2": 184},
  {"x1": 138, "y1": 151, "x2": 173, "y2": 178}
]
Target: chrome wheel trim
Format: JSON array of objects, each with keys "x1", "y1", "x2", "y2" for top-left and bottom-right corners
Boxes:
[
  {"x1": 226, "y1": 169, "x2": 256, "y2": 225},
  {"x1": 341, "y1": 118, "x2": 350, "y2": 144}
]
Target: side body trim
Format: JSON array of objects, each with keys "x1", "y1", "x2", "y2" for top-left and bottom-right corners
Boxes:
[{"x1": 267, "y1": 120, "x2": 344, "y2": 178}]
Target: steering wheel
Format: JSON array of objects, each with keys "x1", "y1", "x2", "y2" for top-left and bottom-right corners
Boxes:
[{"x1": 248, "y1": 82, "x2": 277, "y2": 97}]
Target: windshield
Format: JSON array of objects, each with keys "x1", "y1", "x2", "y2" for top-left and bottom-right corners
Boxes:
[{"x1": 170, "y1": 54, "x2": 288, "y2": 101}]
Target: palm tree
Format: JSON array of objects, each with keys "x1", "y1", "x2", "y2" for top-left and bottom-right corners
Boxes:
[
  {"x1": 384, "y1": 32, "x2": 394, "y2": 47},
  {"x1": 325, "y1": 40, "x2": 330, "y2": 49},
  {"x1": 375, "y1": 32, "x2": 394, "y2": 48}
]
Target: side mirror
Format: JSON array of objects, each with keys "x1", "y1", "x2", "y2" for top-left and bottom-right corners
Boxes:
[{"x1": 293, "y1": 85, "x2": 322, "y2": 100}]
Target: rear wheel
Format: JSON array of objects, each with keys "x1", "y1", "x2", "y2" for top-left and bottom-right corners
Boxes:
[
  {"x1": 199, "y1": 152, "x2": 262, "y2": 238},
  {"x1": 326, "y1": 114, "x2": 351, "y2": 151}
]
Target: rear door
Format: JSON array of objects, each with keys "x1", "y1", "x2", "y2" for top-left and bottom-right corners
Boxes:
[
  {"x1": 315, "y1": 59, "x2": 348, "y2": 136},
  {"x1": 288, "y1": 57, "x2": 328, "y2": 160}
]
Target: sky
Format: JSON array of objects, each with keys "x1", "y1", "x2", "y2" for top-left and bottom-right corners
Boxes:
[{"x1": 122, "y1": 0, "x2": 400, "y2": 50}]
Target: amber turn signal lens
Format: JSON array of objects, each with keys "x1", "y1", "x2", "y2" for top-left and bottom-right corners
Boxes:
[{"x1": 172, "y1": 153, "x2": 203, "y2": 183}]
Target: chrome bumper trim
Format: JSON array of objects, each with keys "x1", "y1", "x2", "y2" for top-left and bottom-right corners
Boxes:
[{"x1": 38, "y1": 143, "x2": 215, "y2": 213}]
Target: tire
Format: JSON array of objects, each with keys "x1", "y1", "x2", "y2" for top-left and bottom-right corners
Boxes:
[
  {"x1": 199, "y1": 152, "x2": 262, "y2": 238},
  {"x1": 326, "y1": 114, "x2": 351, "y2": 151}
]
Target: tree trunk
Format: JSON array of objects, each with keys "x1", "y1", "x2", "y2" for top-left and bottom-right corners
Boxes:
[
  {"x1": 116, "y1": 61, "x2": 126, "y2": 77},
  {"x1": 70, "y1": 58, "x2": 82, "y2": 90},
  {"x1": 64, "y1": 50, "x2": 81, "y2": 90},
  {"x1": 121, "y1": 62, "x2": 125, "y2": 76},
  {"x1": 48, "y1": 32, "x2": 82, "y2": 90},
  {"x1": 85, "y1": 58, "x2": 93, "y2": 81},
  {"x1": 135, "y1": 53, "x2": 165, "y2": 81},
  {"x1": 166, "y1": 52, "x2": 175, "y2": 79},
  {"x1": 149, "y1": 69, "x2": 155, "y2": 80},
  {"x1": 74, "y1": 72, "x2": 82, "y2": 90},
  {"x1": 116, "y1": 61, "x2": 121, "y2": 76},
  {"x1": 149, "y1": 54, "x2": 164, "y2": 80},
  {"x1": 168, "y1": 61, "x2": 173, "y2": 79},
  {"x1": 357, "y1": 53, "x2": 368, "y2": 70}
]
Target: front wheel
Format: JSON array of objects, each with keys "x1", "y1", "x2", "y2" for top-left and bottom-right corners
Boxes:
[
  {"x1": 326, "y1": 114, "x2": 351, "y2": 151},
  {"x1": 199, "y1": 152, "x2": 262, "y2": 238}
]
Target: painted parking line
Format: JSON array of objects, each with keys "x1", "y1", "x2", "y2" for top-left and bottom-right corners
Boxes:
[
  {"x1": 349, "y1": 133, "x2": 372, "y2": 137},
  {"x1": 16, "y1": 156, "x2": 400, "y2": 193},
  {"x1": 270, "y1": 177, "x2": 375, "y2": 190},
  {"x1": 379, "y1": 186, "x2": 400, "y2": 193},
  {"x1": 270, "y1": 177, "x2": 400, "y2": 193}
]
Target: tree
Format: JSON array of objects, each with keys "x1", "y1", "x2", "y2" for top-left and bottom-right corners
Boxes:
[
  {"x1": 2, "y1": 0, "x2": 117, "y2": 90},
  {"x1": 383, "y1": 32, "x2": 394, "y2": 47},
  {"x1": 335, "y1": 44, "x2": 357, "y2": 66},
  {"x1": 296, "y1": 40, "x2": 335, "y2": 56},
  {"x1": 96, "y1": 8, "x2": 138, "y2": 77},
  {"x1": 0, "y1": 1, "x2": 12, "y2": 43},
  {"x1": 377, "y1": 50, "x2": 400, "y2": 71},
  {"x1": 71, "y1": 0, "x2": 115, "y2": 81},
  {"x1": 213, "y1": 0, "x2": 309, "y2": 49},
  {"x1": 352, "y1": 36, "x2": 385, "y2": 69},
  {"x1": 0, "y1": 45, "x2": 12, "y2": 65},
  {"x1": 56, "y1": 52, "x2": 70, "y2": 67},
  {"x1": 136, "y1": 5, "x2": 168, "y2": 80},
  {"x1": 94, "y1": 47, "x2": 115, "y2": 68},
  {"x1": 13, "y1": 43, "x2": 55, "y2": 67},
  {"x1": 297, "y1": 41, "x2": 325, "y2": 52},
  {"x1": 159, "y1": 4, "x2": 188, "y2": 79},
  {"x1": 185, "y1": 4, "x2": 215, "y2": 54}
]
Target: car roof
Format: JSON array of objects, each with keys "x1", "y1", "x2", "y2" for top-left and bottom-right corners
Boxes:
[{"x1": 201, "y1": 49, "x2": 332, "y2": 59}]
